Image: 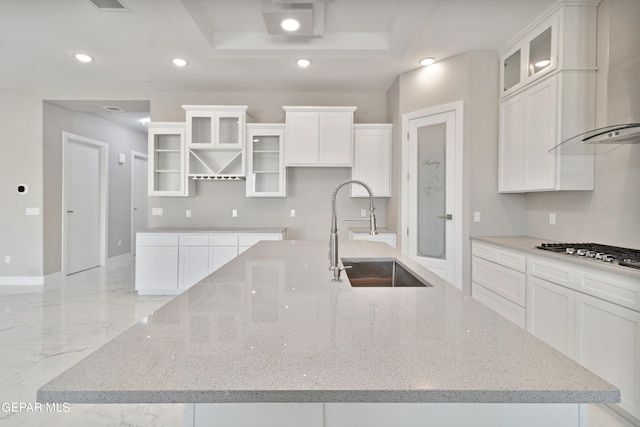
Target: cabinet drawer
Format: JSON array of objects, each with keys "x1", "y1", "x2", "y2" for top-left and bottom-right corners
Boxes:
[
  {"x1": 179, "y1": 234, "x2": 210, "y2": 246},
  {"x1": 210, "y1": 234, "x2": 239, "y2": 247},
  {"x1": 472, "y1": 242, "x2": 526, "y2": 272},
  {"x1": 238, "y1": 233, "x2": 281, "y2": 247},
  {"x1": 528, "y1": 256, "x2": 575, "y2": 289},
  {"x1": 137, "y1": 234, "x2": 179, "y2": 246},
  {"x1": 577, "y1": 268, "x2": 640, "y2": 313},
  {"x1": 472, "y1": 283, "x2": 526, "y2": 328},
  {"x1": 472, "y1": 256, "x2": 526, "y2": 307}
]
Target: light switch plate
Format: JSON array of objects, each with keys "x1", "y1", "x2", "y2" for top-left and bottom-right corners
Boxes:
[
  {"x1": 473, "y1": 211, "x2": 481, "y2": 223},
  {"x1": 25, "y1": 207, "x2": 40, "y2": 215},
  {"x1": 549, "y1": 213, "x2": 556, "y2": 225},
  {"x1": 152, "y1": 208, "x2": 163, "y2": 216}
]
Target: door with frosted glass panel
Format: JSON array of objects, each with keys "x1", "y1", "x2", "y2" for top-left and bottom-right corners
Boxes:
[{"x1": 407, "y1": 111, "x2": 455, "y2": 282}]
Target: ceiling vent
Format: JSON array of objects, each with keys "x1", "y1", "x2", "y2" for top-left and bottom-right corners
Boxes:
[
  {"x1": 102, "y1": 105, "x2": 125, "y2": 113},
  {"x1": 89, "y1": 0, "x2": 128, "y2": 11}
]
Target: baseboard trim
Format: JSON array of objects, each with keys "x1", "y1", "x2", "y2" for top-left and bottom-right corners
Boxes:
[{"x1": 0, "y1": 276, "x2": 44, "y2": 285}]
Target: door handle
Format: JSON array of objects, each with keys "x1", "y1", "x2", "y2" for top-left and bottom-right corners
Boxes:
[
  {"x1": 438, "y1": 214, "x2": 453, "y2": 220},
  {"x1": 66, "y1": 210, "x2": 74, "y2": 213}
]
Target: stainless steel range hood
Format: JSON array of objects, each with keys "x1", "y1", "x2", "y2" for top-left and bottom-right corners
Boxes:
[{"x1": 550, "y1": 123, "x2": 640, "y2": 154}]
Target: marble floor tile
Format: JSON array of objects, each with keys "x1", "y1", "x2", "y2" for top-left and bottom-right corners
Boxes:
[{"x1": 0, "y1": 259, "x2": 184, "y2": 425}]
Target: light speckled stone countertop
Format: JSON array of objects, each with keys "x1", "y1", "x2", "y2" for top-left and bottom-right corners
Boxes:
[
  {"x1": 138, "y1": 227, "x2": 287, "y2": 234},
  {"x1": 37, "y1": 240, "x2": 618, "y2": 405},
  {"x1": 471, "y1": 235, "x2": 640, "y2": 280}
]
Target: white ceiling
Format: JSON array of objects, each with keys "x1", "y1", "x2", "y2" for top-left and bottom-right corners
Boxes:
[{"x1": 1, "y1": 0, "x2": 557, "y2": 127}]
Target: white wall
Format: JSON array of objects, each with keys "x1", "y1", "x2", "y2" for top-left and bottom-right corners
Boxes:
[
  {"x1": 0, "y1": 92, "x2": 44, "y2": 282},
  {"x1": 42, "y1": 102, "x2": 148, "y2": 275}
]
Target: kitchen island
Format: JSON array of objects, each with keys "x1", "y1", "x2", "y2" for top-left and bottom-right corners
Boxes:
[{"x1": 38, "y1": 240, "x2": 618, "y2": 426}]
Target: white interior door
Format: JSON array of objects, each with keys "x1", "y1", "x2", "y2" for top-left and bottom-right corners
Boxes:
[
  {"x1": 402, "y1": 103, "x2": 463, "y2": 288},
  {"x1": 131, "y1": 152, "x2": 148, "y2": 255},
  {"x1": 64, "y1": 137, "x2": 103, "y2": 275}
]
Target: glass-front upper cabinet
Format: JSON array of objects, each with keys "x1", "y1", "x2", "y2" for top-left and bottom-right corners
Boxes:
[
  {"x1": 148, "y1": 122, "x2": 189, "y2": 197},
  {"x1": 246, "y1": 124, "x2": 286, "y2": 197},
  {"x1": 183, "y1": 105, "x2": 249, "y2": 149},
  {"x1": 528, "y1": 27, "x2": 553, "y2": 77},
  {"x1": 499, "y1": 15, "x2": 557, "y2": 98},
  {"x1": 503, "y1": 48, "x2": 522, "y2": 92}
]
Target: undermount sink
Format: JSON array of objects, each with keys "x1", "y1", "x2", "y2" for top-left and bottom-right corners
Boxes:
[{"x1": 341, "y1": 258, "x2": 433, "y2": 288}]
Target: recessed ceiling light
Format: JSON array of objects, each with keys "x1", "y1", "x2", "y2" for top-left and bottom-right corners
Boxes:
[
  {"x1": 419, "y1": 57, "x2": 436, "y2": 67},
  {"x1": 296, "y1": 58, "x2": 311, "y2": 68},
  {"x1": 172, "y1": 58, "x2": 188, "y2": 67},
  {"x1": 281, "y1": 18, "x2": 301, "y2": 32},
  {"x1": 75, "y1": 53, "x2": 93, "y2": 63}
]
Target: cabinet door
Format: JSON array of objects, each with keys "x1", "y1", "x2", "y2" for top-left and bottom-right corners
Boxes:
[
  {"x1": 179, "y1": 246, "x2": 210, "y2": 290},
  {"x1": 135, "y1": 246, "x2": 179, "y2": 292},
  {"x1": 246, "y1": 126, "x2": 286, "y2": 197},
  {"x1": 209, "y1": 246, "x2": 239, "y2": 273},
  {"x1": 319, "y1": 112, "x2": 353, "y2": 166},
  {"x1": 148, "y1": 123, "x2": 188, "y2": 197},
  {"x1": 285, "y1": 112, "x2": 319, "y2": 165},
  {"x1": 522, "y1": 76, "x2": 558, "y2": 190},
  {"x1": 574, "y1": 292, "x2": 640, "y2": 419},
  {"x1": 215, "y1": 111, "x2": 245, "y2": 148},
  {"x1": 351, "y1": 125, "x2": 392, "y2": 197},
  {"x1": 526, "y1": 276, "x2": 575, "y2": 357},
  {"x1": 498, "y1": 96, "x2": 524, "y2": 192}
]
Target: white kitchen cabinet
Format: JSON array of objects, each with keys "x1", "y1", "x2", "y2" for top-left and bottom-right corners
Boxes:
[
  {"x1": 148, "y1": 122, "x2": 189, "y2": 197},
  {"x1": 351, "y1": 124, "x2": 392, "y2": 198},
  {"x1": 246, "y1": 124, "x2": 286, "y2": 197},
  {"x1": 135, "y1": 234, "x2": 180, "y2": 295},
  {"x1": 284, "y1": 106, "x2": 356, "y2": 167},
  {"x1": 183, "y1": 105, "x2": 248, "y2": 149},
  {"x1": 498, "y1": 72, "x2": 596, "y2": 192},
  {"x1": 183, "y1": 105, "x2": 248, "y2": 180},
  {"x1": 471, "y1": 241, "x2": 526, "y2": 328},
  {"x1": 575, "y1": 292, "x2": 640, "y2": 420},
  {"x1": 136, "y1": 231, "x2": 285, "y2": 295},
  {"x1": 209, "y1": 234, "x2": 239, "y2": 273},
  {"x1": 500, "y1": 14, "x2": 558, "y2": 97},
  {"x1": 527, "y1": 275, "x2": 575, "y2": 358},
  {"x1": 498, "y1": 1, "x2": 597, "y2": 193},
  {"x1": 178, "y1": 234, "x2": 210, "y2": 290},
  {"x1": 526, "y1": 256, "x2": 576, "y2": 357}
]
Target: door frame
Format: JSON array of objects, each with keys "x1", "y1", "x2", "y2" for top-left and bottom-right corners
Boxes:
[
  {"x1": 130, "y1": 150, "x2": 148, "y2": 256},
  {"x1": 401, "y1": 101, "x2": 464, "y2": 289},
  {"x1": 61, "y1": 131, "x2": 109, "y2": 276}
]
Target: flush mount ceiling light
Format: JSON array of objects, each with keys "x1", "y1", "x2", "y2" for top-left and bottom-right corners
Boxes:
[
  {"x1": 419, "y1": 57, "x2": 436, "y2": 67},
  {"x1": 281, "y1": 18, "x2": 300, "y2": 32},
  {"x1": 172, "y1": 58, "x2": 188, "y2": 67},
  {"x1": 535, "y1": 59, "x2": 551, "y2": 68},
  {"x1": 139, "y1": 117, "x2": 151, "y2": 126},
  {"x1": 75, "y1": 53, "x2": 93, "y2": 63},
  {"x1": 296, "y1": 58, "x2": 311, "y2": 68}
]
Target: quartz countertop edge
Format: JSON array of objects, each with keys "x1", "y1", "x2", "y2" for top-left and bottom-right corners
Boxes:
[
  {"x1": 471, "y1": 235, "x2": 640, "y2": 280},
  {"x1": 37, "y1": 240, "x2": 620, "y2": 405}
]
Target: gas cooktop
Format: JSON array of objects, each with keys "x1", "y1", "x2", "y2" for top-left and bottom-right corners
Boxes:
[{"x1": 536, "y1": 242, "x2": 640, "y2": 270}]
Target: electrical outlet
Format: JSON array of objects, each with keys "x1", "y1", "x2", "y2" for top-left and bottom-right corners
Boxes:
[
  {"x1": 4, "y1": 255, "x2": 10, "y2": 264},
  {"x1": 360, "y1": 209, "x2": 367, "y2": 217},
  {"x1": 232, "y1": 209, "x2": 238, "y2": 218},
  {"x1": 290, "y1": 209, "x2": 296, "y2": 218},
  {"x1": 186, "y1": 209, "x2": 192, "y2": 218},
  {"x1": 549, "y1": 213, "x2": 556, "y2": 225},
  {"x1": 118, "y1": 240, "x2": 122, "y2": 247},
  {"x1": 473, "y1": 211, "x2": 482, "y2": 223}
]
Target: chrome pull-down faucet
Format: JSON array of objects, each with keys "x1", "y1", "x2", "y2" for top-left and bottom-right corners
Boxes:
[{"x1": 329, "y1": 179, "x2": 377, "y2": 282}]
